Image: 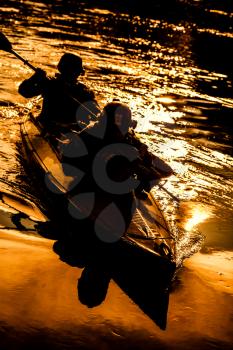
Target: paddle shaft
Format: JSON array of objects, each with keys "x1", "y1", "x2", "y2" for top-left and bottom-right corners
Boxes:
[
  {"x1": 157, "y1": 184, "x2": 179, "y2": 202},
  {"x1": 151, "y1": 168, "x2": 180, "y2": 202},
  {"x1": 10, "y1": 49, "x2": 37, "y2": 72},
  {"x1": 0, "y1": 32, "x2": 37, "y2": 71}
]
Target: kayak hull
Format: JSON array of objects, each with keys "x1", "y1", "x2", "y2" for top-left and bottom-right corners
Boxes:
[{"x1": 20, "y1": 114, "x2": 176, "y2": 279}]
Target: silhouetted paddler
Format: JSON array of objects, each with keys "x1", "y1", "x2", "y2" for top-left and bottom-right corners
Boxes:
[{"x1": 19, "y1": 53, "x2": 100, "y2": 130}]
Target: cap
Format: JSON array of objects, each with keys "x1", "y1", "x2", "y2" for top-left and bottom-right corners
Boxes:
[{"x1": 57, "y1": 53, "x2": 84, "y2": 75}]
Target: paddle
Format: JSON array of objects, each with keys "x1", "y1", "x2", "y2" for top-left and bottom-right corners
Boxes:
[{"x1": 0, "y1": 31, "x2": 37, "y2": 71}]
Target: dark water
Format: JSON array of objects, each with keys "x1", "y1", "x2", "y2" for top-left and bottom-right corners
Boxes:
[{"x1": 0, "y1": 0, "x2": 233, "y2": 348}]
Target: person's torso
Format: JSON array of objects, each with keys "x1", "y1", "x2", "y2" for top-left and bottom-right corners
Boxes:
[{"x1": 40, "y1": 78, "x2": 96, "y2": 125}]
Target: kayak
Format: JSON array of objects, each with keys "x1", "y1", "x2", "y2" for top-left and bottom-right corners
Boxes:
[{"x1": 20, "y1": 113, "x2": 176, "y2": 275}]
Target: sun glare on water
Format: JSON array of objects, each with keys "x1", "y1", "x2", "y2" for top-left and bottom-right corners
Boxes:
[{"x1": 184, "y1": 205, "x2": 213, "y2": 232}]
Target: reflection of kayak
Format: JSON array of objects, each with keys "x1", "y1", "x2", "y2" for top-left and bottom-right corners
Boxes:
[{"x1": 20, "y1": 113, "x2": 176, "y2": 273}]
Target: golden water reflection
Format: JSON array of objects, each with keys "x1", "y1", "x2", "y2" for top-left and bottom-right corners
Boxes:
[{"x1": 184, "y1": 204, "x2": 213, "y2": 232}]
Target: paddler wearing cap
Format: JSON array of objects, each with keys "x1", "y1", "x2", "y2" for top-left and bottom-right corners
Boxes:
[{"x1": 18, "y1": 53, "x2": 100, "y2": 130}]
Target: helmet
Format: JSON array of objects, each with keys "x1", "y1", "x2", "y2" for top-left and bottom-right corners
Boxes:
[
  {"x1": 57, "y1": 53, "x2": 84, "y2": 76},
  {"x1": 103, "y1": 102, "x2": 132, "y2": 135}
]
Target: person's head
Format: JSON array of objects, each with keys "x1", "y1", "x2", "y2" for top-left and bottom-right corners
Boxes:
[
  {"x1": 103, "y1": 102, "x2": 132, "y2": 137},
  {"x1": 57, "y1": 53, "x2": 84, "y2": 80}
]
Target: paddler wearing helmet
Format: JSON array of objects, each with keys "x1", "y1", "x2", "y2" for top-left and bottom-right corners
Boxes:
[
  {"x1": 18, "y1": 53, "x2": 100, "y2": 130},
  {"x1": 75, "y1": 101, "x2": 159, "y2": 200}
]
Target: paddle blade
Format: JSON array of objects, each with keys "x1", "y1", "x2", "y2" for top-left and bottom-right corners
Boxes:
[{"x1": 0, "y1": 32, "x2": 12, "y2": 52}]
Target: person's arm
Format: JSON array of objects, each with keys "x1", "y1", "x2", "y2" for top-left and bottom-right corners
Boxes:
[
  {"x1": 18, "y1": 69, "x2": 47, "y2": 98},
  {"x1": 129, "y1": 132, "x2": 152, "y2": 165}
]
